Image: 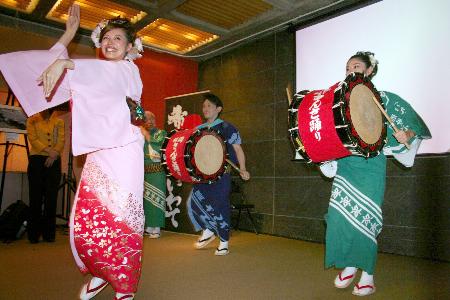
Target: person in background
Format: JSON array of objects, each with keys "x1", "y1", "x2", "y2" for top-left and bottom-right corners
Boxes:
[
  {"x1": 141, "y1": 111, "x2": 167, "y2": 238},
  {"x1": 188, "y1": 93, "x2": 250, "y2": 256},
  {"x1": 26, "y1": 108, "x2": 64, "y2": 243},
  {"x1": 322, "y1": 51, "x2": 431, "y2": 296}
]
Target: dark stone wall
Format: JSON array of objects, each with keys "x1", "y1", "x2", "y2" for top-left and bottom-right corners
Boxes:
[{"x1": 197, "y1": 30, "x2": 449, "y2": 262}]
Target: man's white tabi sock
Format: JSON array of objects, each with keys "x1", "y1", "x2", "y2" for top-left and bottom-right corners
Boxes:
[
  {"x1": 218, "y1": 240, "x2": 229, "y2": 250},
  {"x1": 200, "y1": 228, "x2": 214, "y2": 240}
]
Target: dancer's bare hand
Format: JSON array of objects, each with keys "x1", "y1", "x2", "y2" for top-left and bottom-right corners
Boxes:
[
  {"x1": 58, "y1": 4, "x2": 80, "y2": 46},
  {"x1": 240, "y1": 170, "x2": 250, "y2": 181},
  {"x1": 66, "y1": 4, "x2": 80, "y2": 34},
  {"x1": 37, "y1": 59, "x2": 73, "y2": 97},
  {"x1": 393, "y1": 129, "x2": 415, "y2": 144}
]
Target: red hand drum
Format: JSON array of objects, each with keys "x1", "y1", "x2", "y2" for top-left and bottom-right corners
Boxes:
[
  {"x1": 161, "y1": 127, "x2": 227, "y2": 183},
  {"x1": 288, "y1": 72, "x2": 387, "y2": 163}
]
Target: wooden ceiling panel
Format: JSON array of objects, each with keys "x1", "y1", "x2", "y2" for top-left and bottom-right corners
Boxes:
[
  {"x1": 138, "y1": 18, "x2": 219, "y2": 54},
  {"x1": 46, "y1": 0, "x2": 147, "y2": 30},
  {"x1": 176, "y1": 0, "x2": 273, "y2": 29},
  {"x1": 0, "y1": 0, "x2": 357, "y2": 58},
  {"x1": 0, "y1": 0, "x2": 40, "y2": 13}
]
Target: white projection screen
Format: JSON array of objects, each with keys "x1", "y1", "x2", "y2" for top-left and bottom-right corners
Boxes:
[{"x1": 296, "y1": 0, "x2": 450, "y2": 154}]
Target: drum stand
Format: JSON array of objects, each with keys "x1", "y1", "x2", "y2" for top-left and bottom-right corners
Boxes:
[{"x1": 57, "y1": 149, "x2": 76, "y2": 221}]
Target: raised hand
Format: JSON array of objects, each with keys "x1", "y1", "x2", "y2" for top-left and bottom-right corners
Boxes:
[
  {"x1": 66, "y1": 4, "x2": 80, "y2": 34},
  {"x1": 58, "y1": 4, "x2": 80, "y2": 47}
]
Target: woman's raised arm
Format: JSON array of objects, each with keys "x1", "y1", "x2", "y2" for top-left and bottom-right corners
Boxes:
[{"x1": 57, "y1": 4, "x2": 80, "y2": 47}]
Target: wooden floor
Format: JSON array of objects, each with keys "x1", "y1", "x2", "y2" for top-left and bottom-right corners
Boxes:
[{"x1": 0, "y1": 229, "x2": 449, "y2": 299}]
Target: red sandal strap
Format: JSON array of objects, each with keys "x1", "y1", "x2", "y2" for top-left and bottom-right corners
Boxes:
[
  {"x1": 355, "y1": 283, "x2": 374, "y2": 290},
  {"x1": 86, "y1": 280, "x2": 108, "y2": 293},
  {"x1": 338, "y1": 272, "x2": 355, "y2": 281}
]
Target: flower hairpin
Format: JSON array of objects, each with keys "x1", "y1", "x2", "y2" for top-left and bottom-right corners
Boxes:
[
  {"x1": 125, "y1": 37, "x2": 144, "y2": 61},
  {"x1": 356, "y1": 51, "x2": 379, "y2": 68},
  {"x1": 90, "y1": 19, "x2": 109, "y2": 48},
  {"x1": 368, "y1": 54, "x2": 378, "y2": 68},
  {"x1": 364, "y1": 52, "x2": 378, "y2": 67}
]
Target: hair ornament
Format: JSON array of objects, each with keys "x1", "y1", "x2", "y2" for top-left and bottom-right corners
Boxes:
[
  {"x1": 90, "y1": 19, "x2": 109, "y2": 48},
  {"x1": 125, "y1": 37, "x2": 144, "y2": 61},
  {"x1": 357, "y1": 51, "x2": 379, "y2": 68},
  {"x1": 367, "y1": 53, "x2": 378, "y2": 68}
]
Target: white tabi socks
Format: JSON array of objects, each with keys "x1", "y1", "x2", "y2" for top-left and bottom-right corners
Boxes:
[
  {"x1": 200, "y1": 228, "x2": 214, "y2": 240},
  {"x1": 342, "y1": 267, "x2": 357, "y2": 278},
  {"x1": 215, "y1": 240, "x2": 229, "y2": 256},
  {"x1": 218, "y1": 240, "x2": 228, "y2": 250},
  {"x1": 353, "y1": 271, "x2": 376, "y2": 296},
  {"x1": 334, "y1": 266, "x2": 357, "y2": 288}
]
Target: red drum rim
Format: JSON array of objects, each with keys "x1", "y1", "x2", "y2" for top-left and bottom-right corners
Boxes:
[{"x1": 288, "y1": 90, "x2": 312, "y2": 163}]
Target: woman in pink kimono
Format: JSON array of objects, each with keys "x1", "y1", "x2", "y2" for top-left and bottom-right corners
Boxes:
[{"x1": 0, "y1": 5, "x2": 144, "y2": 300}]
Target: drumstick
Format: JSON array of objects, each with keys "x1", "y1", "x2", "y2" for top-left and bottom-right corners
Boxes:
[
  {"x1": 226, "y1": 158, "x2": 241, "y2": 173},
  {"x1": 286, "y1": 86, "x2": 293, "y2": 105},
  {"x1": 164, "y1": 90, "x2": 210, "y2": 100},
  {"x1": 371, "y1": 96, "x2": 410, "y2": 149}
]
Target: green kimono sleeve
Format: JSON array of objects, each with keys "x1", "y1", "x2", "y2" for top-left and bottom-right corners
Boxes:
[
  {"x1": 381, "y1": 91, "x2": 431, "y2": 154},
  {"x1": 380, "y1": 91, "x2": 432, "y2": 167}
]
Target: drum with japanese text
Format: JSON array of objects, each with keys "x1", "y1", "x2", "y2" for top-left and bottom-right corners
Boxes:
[
  {"x1": 288, "y1": 72, "x2": 387, "y2": 163},
  {"x1": 161, "y1": 127, "x2": 228, "y2": 184}
]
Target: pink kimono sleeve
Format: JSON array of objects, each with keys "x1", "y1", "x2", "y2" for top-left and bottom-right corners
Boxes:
[
  {"x1": 124, "y1": 61, "x2": 143, "y2": 102},
  {"x1": 0, "y1": 42, "x2": 71, "y2": 116}
]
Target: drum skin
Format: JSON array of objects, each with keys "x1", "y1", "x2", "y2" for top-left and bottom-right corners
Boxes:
[
  {"x1": 288, "y1": 72, "x2": 387, "y2": 163},
  {"x1": 161, "y1": 127, "x2": 228, "y2": 183}
]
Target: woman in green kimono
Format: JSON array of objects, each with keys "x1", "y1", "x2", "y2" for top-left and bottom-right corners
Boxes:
[
  {"x1": 141, "y1": 111, "x2": 167, "y2": 238},
  {"x1": 322, "y1": 51, "x2": 431, "y2": 296}
]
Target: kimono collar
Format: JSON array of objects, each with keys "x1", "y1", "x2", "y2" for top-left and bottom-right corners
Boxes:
[{"x1": 197, "y1": 118, "x2": 223, "y2": 129}]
